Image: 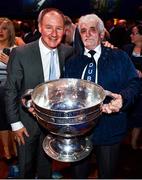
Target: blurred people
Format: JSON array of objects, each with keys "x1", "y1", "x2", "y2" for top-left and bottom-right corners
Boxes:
[
  {"x1": 64, "y1": 13, "x2": 140, "y2": 178},
  {"x1": 109, "y1": 19, "x2": 130, "y2": 49},
  {"x1": 104, "y1": 18, "x2": 115, "y2": 40},
  {"x1": 5, "y1": 8, "x2": 74, "y2": 178},
  {"x1": 15, "y1": 36, "x2": 25, "y2": 46},
  {"x1": 20, "y1": 22, "x2": 32, "y2": 43},
  {"x1": 123, "y1": 24, "x2": 142, "y2": 149},
  {"x1": 105, "y1": 18, "x2": 115, "y2": 33},
  {"x1": 62, "y1": 15, "x2": 76, "y2": 46},
  {"x1": 20, "y1": 21, "x2": 40, "y2": 44},
  {"x1": 62, "y1": 15, "x2": 84, "y2": 54},
  {"x1": 0, "y1": 17, "x2": 17, "y2": 159},
  {"x1": 12, "y1": 20, "x2": 25, "y2": 46}
]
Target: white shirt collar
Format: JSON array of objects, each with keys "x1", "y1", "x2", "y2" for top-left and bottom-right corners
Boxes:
[{"x1": 84, "y1": 44, "x2": 101, "y2": 57}]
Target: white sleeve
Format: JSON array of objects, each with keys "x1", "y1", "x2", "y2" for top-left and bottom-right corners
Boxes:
[{"x1": 11, "y1": 122, "x2": 24, "y2": 131}]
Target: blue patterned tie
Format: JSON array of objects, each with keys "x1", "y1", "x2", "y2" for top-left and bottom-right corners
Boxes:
[
  {"x1": 84, "y1": 50, "x2": 96, "y2": 82},
  {"x1": 49, "y1": 50, "x2": 56, "y2": 80}
]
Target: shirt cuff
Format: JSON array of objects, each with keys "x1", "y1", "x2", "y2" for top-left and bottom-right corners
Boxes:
[{"x1": 11, "y1": 122, "x2": 24, "y2": 131}]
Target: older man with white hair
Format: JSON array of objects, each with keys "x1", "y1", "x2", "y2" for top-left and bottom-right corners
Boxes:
[{"x1": 64, "y1": 13, "x2": 140, "y2": 178}]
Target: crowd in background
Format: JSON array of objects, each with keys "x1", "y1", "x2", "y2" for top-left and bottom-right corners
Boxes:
[{"x1": 0, "y1": 7, "x2": 142, "y2": 178}]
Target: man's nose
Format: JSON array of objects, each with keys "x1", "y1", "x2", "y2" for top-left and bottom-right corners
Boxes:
[
  {"x1": 51, "y1": 28, "x2": 57, "y2": 36},
  {"x1": 86, "y1": 29, "x2": 91, "y2": 37}
]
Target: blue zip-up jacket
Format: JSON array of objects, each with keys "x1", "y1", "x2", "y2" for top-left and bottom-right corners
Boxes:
[{"x1": 64, "y1": 46, "x2": 140, "y2": 145}]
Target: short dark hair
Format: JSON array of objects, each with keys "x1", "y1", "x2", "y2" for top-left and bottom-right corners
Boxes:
[
  {"x1": 64, "y1": 15, "x2": 72, "y2": 27},
  {"x1": 38, "y1": 8, "x2": 65, "y2": 25}
]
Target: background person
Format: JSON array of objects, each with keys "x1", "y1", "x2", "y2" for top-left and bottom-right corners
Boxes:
[
  {"x1": 0, "y1": 17, "x2": 17, "y2": 160},
  {"x1": 62, "y1": 15, "x2": 84, "y2": 55},
  {"x1": 123, "y1": 24, "x2": 142, "y2": 150}
]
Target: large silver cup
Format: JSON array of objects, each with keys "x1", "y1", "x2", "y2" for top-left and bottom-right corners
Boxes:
[{"x1": 22, "y1": 78, "x2": 106, "y2": 162}]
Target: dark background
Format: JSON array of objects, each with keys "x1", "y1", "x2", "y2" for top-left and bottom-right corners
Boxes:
[
  {"x1": 0, "y1": 0, "x2": 142, "y2": 20},
  {"x1": 0, "y1": 0, "x2": 90, "y2": 19}
]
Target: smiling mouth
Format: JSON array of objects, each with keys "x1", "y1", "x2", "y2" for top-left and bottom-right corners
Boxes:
[
  {"x1": 49, "y1": 37, "x2": 58, "y2": 41},
  {"x1": 85, "y1": 39, "x2": 94, "y2": 42}
]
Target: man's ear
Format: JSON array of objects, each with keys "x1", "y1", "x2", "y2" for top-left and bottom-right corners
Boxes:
[
  {"x1": 38, "y1": 24, "x2": 41, "y2": 33},
  {"x1": 100, "y1": 32, "x2": 105, "y2": 40}
]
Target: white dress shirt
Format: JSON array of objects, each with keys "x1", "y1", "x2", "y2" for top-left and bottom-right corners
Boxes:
[{"x1": 39, "y1": 38, "x2": 60, "y2": 81}]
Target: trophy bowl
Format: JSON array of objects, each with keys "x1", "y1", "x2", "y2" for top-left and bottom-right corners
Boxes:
[{"x1": 21, "y1": 78, "x2": 106, "y2": 162}]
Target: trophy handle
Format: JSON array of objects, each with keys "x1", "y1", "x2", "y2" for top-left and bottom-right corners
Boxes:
[
  {"x1": 104, "y1": 90, "x2": 116, "y2": 99},
  {"x1": 21, "y1": 89, "x2": 33, "y2": 108}
]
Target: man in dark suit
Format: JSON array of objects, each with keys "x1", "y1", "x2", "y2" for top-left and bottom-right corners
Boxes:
[
  {"x1": 64, "y1": 13, "x2": 140, "y2": 178},
  {"x1": 5, "y1": 8, "x2": 74, "y2": 178}
]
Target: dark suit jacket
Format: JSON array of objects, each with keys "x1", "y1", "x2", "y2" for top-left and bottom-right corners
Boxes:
[
  {"x1": 64, "y1": 45, "x2": 140, "y2": 145},
  {"x1": 5, "y1": 40, "x2": 74, "y2": 134}
]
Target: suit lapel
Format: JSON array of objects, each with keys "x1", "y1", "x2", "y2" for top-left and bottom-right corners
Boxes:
[
  {"x1": 58, "y1": 45, "x2": 65, "y2": 76},
  {"x1": 31, "y1": 41, "x2": 44, "y2": 83},
  {"x1": 97, "y1": 46, "x2": 111, "y2": 85}
]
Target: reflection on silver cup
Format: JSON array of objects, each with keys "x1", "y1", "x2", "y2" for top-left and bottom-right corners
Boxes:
[{"x1": 21, "y1": 78, "x2": 106, "y2": 162}]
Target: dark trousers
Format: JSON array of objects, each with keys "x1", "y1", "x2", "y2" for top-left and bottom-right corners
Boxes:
[
  {"x1": 17, "y1": 128, "x2": 52, "y2": 179},
  {"x1": 71, "y1": 156, "x2": 90, "y2": 179},
  {"x1": 94, "y1": 143, "x2": 120, "y2": 178},
  {"x1": 0, "y1": 81, "x2": 11, "y2": 130},
  {"x1": 70, "y1": 143, "x2": 120, "y2": 179}
]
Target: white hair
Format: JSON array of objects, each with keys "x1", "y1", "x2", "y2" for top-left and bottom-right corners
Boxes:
[{"x1": 78, "y1": 14, "x2": 105, "y2": 34}]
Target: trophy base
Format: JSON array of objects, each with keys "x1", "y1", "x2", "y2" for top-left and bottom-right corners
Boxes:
[{"x1": 43, "y1": 135, "x2": 93, "y2": 162}]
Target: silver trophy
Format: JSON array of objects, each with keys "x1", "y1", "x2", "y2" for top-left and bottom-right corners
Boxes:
[{"x1": 22, "y1": 78, "x2": 107, "y2": 162}]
